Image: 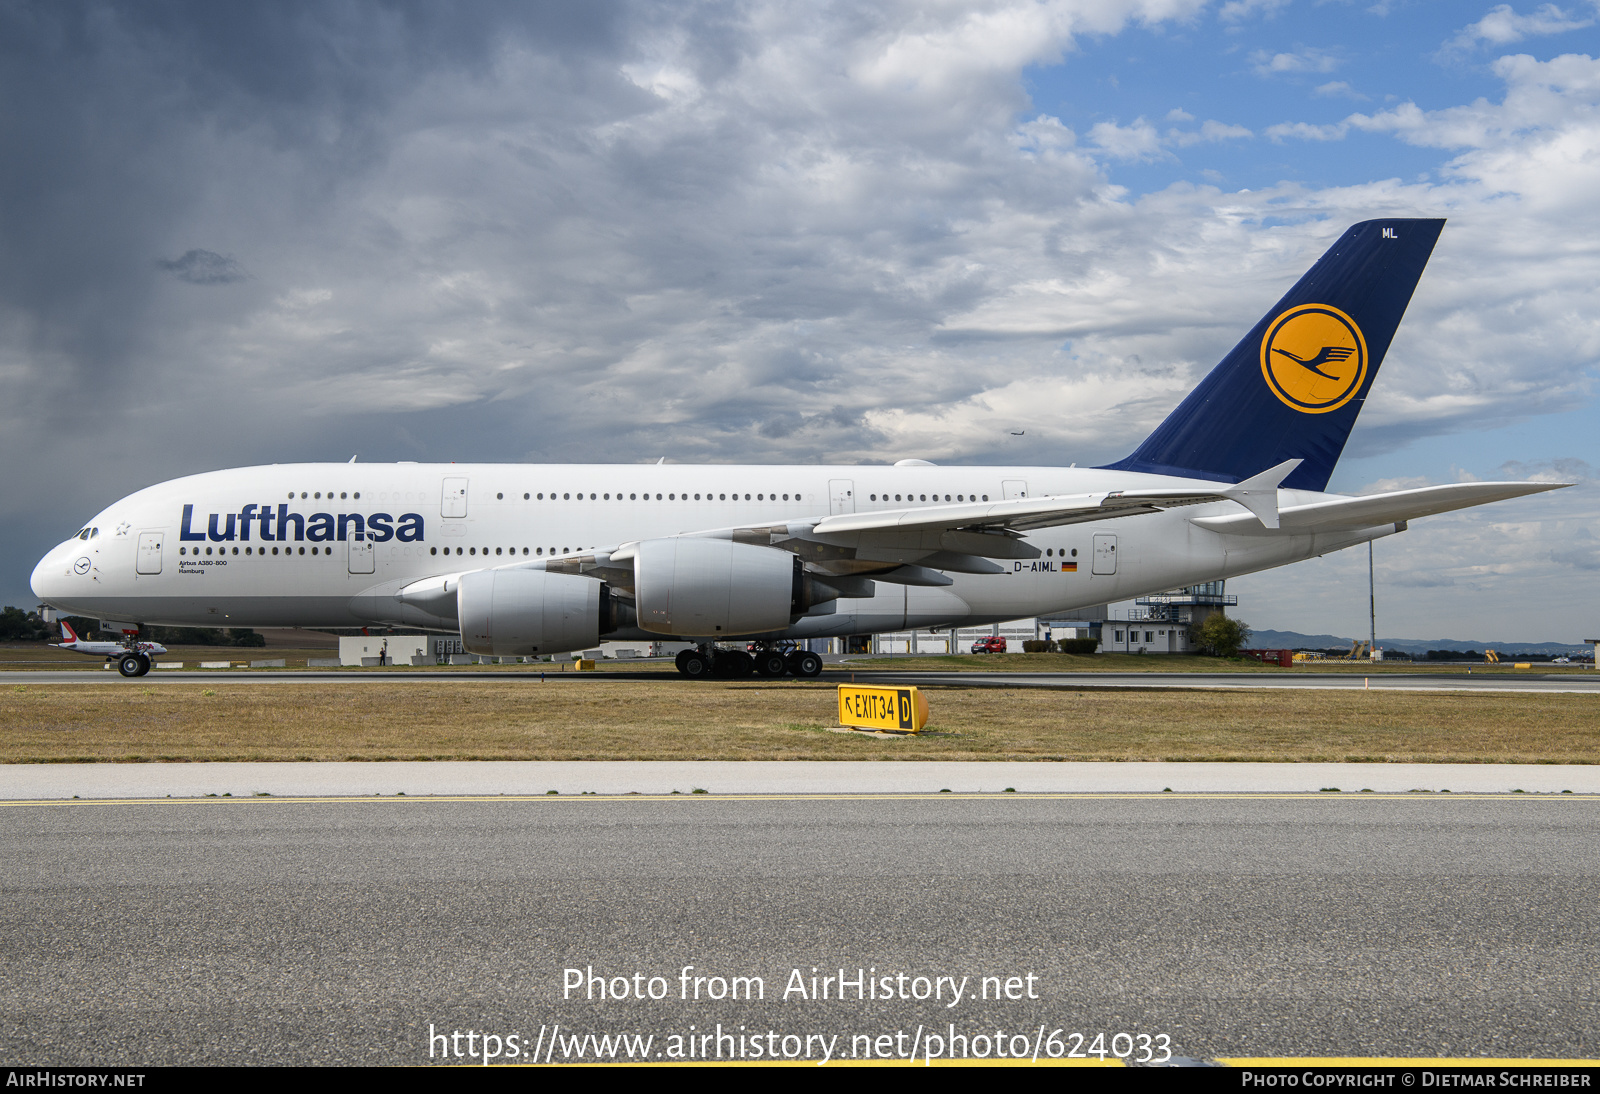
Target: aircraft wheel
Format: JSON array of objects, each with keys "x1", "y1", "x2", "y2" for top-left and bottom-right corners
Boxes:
[
  {"x1": 787, "y1": 650, "x2": 823, "y2": 678},
  {"x1": 680, "y1": 650, "x2": 713, "y2": 679},
  {"x1": 713, "y1": 650, "x2": 753, "y2": 677},
  {"x1": 117, "y1": 654, "x2": 145, "y2": 678},
  {"x1": 754, "y1": 650, "x2": 789, "y2": 677},
  {"x1": 675, "y1": 649, "x2": 693, "y2": 675}
]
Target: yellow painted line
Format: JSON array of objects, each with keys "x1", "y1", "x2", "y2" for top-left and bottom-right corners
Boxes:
[
  {"x1": 1, "y1": 793, "x2": 1597, "y2": 808},
  {"x1": 1220, "y1": 1058, "x2": 1600, "y2": 1067}
]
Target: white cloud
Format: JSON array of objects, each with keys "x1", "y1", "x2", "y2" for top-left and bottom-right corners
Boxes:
[
  {"x1": 1313, "y1": 80, "x2": 1366, "y2": 100},
  {"x1": 1250, "y1": 47, "x2": 1342, "y2": 76},
  {"x1": 1219, "y1": 0, "x2": 1293, "y2": 22},
  {"x1": 1168, "y1": 118, "x2": 1253, "y2": 146},
  {"x1": 1088, "y1": 117, "x2": 1166, "y2": 160},
  {"x1": 1444, "y1": 3, "x2": 1595, "y2": 53}
]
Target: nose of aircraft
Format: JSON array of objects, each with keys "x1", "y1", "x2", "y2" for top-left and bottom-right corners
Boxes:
[{"x1": 30, "y1": 541, "x2": 72, "y2": 606}]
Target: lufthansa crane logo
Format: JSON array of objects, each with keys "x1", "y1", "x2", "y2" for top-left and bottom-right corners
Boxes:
[{"x1": 1260, "y1": 303, "x2": 1368, "y2": 414}]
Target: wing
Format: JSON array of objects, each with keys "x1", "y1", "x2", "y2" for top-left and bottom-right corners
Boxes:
[{"x1": 1190, "y1": 481, "x2": 1569, "y2": 536}]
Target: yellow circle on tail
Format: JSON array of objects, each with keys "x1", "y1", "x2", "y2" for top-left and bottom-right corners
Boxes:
[{"x1": 1259, "y1": 303, "x2": 1368, "y2": 414}]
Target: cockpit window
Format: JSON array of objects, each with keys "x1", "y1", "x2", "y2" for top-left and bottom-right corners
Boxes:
[
  {"x1": 90, "y1": 527, "x2": 99, "y2": 538},
  {"x1": 76, "y1": 528, "x2": 90, "y2": 540}
]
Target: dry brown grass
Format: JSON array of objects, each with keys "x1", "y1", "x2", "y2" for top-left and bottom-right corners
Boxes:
[{"x1": 1, "y1": 680, "x2": 1596, "y2": 764}]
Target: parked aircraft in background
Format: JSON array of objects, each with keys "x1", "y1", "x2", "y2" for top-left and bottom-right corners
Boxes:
[
  {"x1": 51, "y1": 620, "x2": 167, "y2": 677},
  {"x1": 31, "y1": 219, "x2": 1567, "y2": 678}
]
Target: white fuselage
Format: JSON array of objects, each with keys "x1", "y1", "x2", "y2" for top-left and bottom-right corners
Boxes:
[{"x1": 30, "y1": 462, "x2": 1397, "y2": 638}]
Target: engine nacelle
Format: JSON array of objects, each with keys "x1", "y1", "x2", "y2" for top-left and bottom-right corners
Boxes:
[
  {"x1": 634, "y1": 538, "x2": 817, "y2": 637},
  {"x1": 457, "y1": 568, "x2": 610, "y2": 657}
]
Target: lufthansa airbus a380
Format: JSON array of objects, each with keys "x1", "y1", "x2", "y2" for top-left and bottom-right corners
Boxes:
[{"x1": 31, "y1": 219, "x2": 1566, "y2": 677}]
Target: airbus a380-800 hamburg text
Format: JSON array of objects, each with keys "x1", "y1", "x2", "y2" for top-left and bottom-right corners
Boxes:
[{"x1": 31, "y1": 219, "x2": 1566, "y2": 677}]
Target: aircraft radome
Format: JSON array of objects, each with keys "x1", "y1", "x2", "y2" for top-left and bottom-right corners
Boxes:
[{"x1": 31, "y1": 219, "x2": 1567, "y2": 677}]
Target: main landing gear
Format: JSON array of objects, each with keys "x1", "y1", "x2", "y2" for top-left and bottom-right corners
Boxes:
[{"x1": 675, "y1": 644, "x2": 823, "y2": 679}]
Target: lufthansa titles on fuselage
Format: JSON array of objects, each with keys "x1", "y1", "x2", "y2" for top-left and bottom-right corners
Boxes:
[{"x1": 179, "y1": 503, "x2": 425, "y2": 543}]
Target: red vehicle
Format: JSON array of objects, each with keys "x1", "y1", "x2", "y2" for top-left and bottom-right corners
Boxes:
[{"x1": 970, "y1": 636, "x2": 1007, "y2": 654}]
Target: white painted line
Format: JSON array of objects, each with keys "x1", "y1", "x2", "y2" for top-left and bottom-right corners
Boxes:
[{"x1": 2, "y1": 760, "x2": 1597, "y2": 800}]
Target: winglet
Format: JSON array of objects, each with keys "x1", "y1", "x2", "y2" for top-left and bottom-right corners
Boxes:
[{"x1": 1222, "y1": 458, "x2": 1301, "y2": 529}]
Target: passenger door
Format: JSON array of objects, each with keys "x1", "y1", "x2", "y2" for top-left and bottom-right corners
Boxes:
[
  {"x1": 441, "y1": 477, "x2": 469, "y2": 519},
  {"x1": 1092, "y1": 533, "x2": 1118, "y2": 575},
  {"x1": 348, "y1": 527, "x2": 374, "y2": 574},
  {"x1": 136, "y1": 532, "x2": 163, "y2": 575},
  {"x1": 829, "y1": 479, "x2": 856, "y2": 515}
]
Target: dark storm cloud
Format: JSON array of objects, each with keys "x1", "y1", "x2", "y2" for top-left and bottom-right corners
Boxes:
[{"x1": 157, "y1": 250, "x2": 247, "y2": 284}]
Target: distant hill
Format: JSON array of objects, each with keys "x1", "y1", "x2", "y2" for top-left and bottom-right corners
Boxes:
[{"x1": 1249, "y1": 629, "x2": 1591, "y2": 657}]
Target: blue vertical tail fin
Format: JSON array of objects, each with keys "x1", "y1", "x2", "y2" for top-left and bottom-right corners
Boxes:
[{"x1": 1101, "y1": 218, "x2": 1445, "y2": 491}]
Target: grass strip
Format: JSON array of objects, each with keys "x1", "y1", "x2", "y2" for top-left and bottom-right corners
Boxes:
[{"x1": 2, "y1": 681, "x2": 1596, "y2": 764}]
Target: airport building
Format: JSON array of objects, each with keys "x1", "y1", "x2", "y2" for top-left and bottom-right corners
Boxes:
[{"x1": 839, "y1": 582, "x2": 1235, "y2": 656}]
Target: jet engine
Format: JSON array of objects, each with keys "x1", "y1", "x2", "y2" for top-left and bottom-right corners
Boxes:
[
  {"x1": 457, "y1": 568, "x2": 614, "y2": 657},
  {"x1": 632, "y1": 538, "x2": 835, "y2": 636}
]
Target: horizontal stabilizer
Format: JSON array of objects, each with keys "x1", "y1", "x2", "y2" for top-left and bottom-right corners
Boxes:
[{"x1": 1191, "y1": 481, "x2": 1569, "y2": 534}]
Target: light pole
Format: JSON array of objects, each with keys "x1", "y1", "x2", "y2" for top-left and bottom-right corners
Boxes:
[{"x1": 1369, "y1": 541, "x2": 1377, "y2": 661}]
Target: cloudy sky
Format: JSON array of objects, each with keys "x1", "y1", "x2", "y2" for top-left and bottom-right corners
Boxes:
[{"x1": 2, "y1": 0, "x2": 1597, "y2": 643}]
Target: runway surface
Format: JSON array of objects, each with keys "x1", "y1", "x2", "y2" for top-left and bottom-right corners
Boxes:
[
  {"x1": 2, "y1": 795, "x2": 1595, "y2": 1065},
  {"x1": 4, "y1": 760, "x2": 1599, "y2": 798},
  {"x1": 7, "y1": 667, "x2": 1600, "y2": 693}
]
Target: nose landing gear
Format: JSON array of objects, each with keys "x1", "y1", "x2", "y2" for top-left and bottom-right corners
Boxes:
[{"x1": 116, "y1": 652, "x2": 151, "y2": 677}]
